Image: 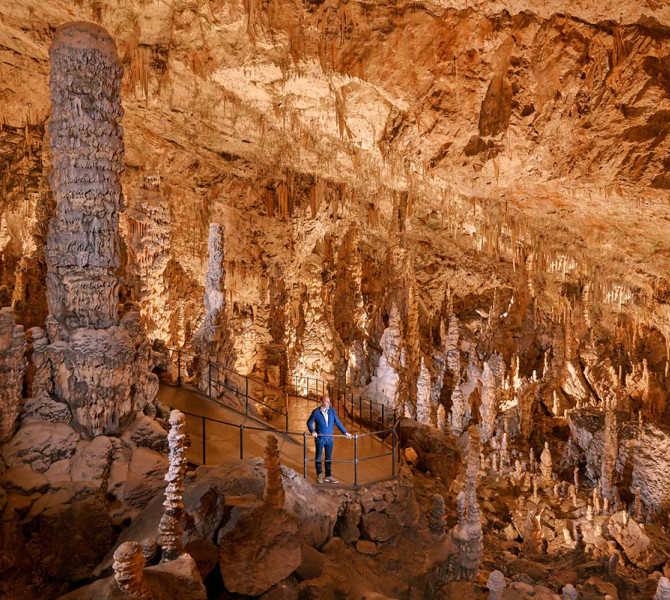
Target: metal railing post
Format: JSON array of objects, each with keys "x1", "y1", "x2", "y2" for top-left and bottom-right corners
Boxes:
[
  {"x1": 382, "y1": 404, "x2": 385, "y2": 429},
  {"x1": 202, "y1": 416, "x2": 206, "y2": 465},
  {"x1": 354, "y1": 434, "x2": 359, "y2": 487},
  {"x1": 303, "y1": 432, "x2": 307, "y2": 479},
  {"x1": 208, "y1": 361, "x2": 212, "y2": 397},
  {"x1": 177, "y1": 349, "x2": 182, "y2": 386},
  {"x1": 245, "y1": 377, "x2": 249, "y2": 415},
  {"x1": 240, "y1": 424, "x2": 244, "y2": 459}
]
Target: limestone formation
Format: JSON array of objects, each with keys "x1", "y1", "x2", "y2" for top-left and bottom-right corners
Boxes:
[
  {"x1": 158, "y1": 410, "x2": 188, "y2": 561},
  {"x1": 479, "y1": 361, "x2": 497, "y2": 444},
  {"x1": 446, "y1": 315, "x2": 460, "y2": 375},
  {"x1": 562, "y1": 584, "x2": 578, "y2": 600},
  {"x1": 194, "y1": 223, "x2": 228, "y2": 363},
  {"x1": 486, "y1": 570, "x2": 507, "y2": 599},
  {"x1": 113, "y1": 541, "x2": 150, "y2": 598},
  {"x1": 0, "y1": 308, "x2": 27, "y2": 443},
  {"x1": 448, "y1": 381, "x2": 469, "y2": 437},
  {"x1": 263, "y1": 434, "x2": 285, "y2": 510},
  {"x1": 450, "y1": 427, "x2": 483, "y2": 580},
  {"x1": 540, "y1": 442, "x2": 552, "y2": 483},
  {"x1": 428, "y1": 493, "x2": 446, "y2": 535},
  {"x1": 654, "y1": 577, "x2": 670, "y2": 600},
  {"x1": 47, "y1": 22, "x2": 123, "y2": 331},
  {"x1": 42, "y1": 22, "x2": 158, "y2": 436}
]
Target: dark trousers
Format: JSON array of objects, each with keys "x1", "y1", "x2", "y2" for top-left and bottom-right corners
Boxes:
[{"x1": 315, "y1": 437, "x2": 333, "y2": 476}]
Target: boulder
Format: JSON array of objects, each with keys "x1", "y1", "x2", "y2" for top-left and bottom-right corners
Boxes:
[
  {"x1": 335, "y1": 502, "x2": 362, "y2": 544},
  {"x1": 58, "y1": 553, "x2": 206, "y2": 599},
  {"x1": 21, "y1": 392, "x2": 72, "y2": 425},
  {"x1": 218, "y1": 503, "x2": 302, "y2": 596},
  {"x1": 0, "y1": 465, "x2": 49, "y2": 495},
  {"x1": 39, "y1": 493, "x2": 115, "y2": 581},
  {"x1": 2, "y1": 422, "x2": 79, "y2": 472},
  {"x1": 608, "y1": 511, "x2": 667, "y2": 569},
  {"x1": 71, "y1": 436, "x2": 113, "y2": 485},
  {"x1": 122, "y1": 413, "x2": 168, "y2": 453},
  {"x1": 398, "y1": 419, "x2": 461, "y2": 487},
  {"x1": 361, "y1": 510, "x2": 401, "y2": 542},
  {"x1": 296, "y1": 543, "x2": 325, "y2": 580}
]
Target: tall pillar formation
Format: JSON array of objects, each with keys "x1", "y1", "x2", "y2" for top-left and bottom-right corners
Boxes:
[
  {"x1": 42, "y1": 22, "x2": 158, "y2": 436},
  {"x1": 46, "y1": 22, "x2": 123, "y2": 331}
]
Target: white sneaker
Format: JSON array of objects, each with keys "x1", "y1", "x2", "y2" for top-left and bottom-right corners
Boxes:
[
  {"x1": 317, "y1": 473, "x2": 324, "y2": 484},
  {"x1": 325, "y1": 476, "x2": 339, "y2": 484}
]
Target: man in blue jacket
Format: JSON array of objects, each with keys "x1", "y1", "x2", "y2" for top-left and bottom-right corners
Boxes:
[{"x1": 307, "y1": 394, "x2": 352, "y2": 483}]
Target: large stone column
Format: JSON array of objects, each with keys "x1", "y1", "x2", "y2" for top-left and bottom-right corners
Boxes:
[
  {"x1": 42, "y1": 22, "x2": 158, "y2": 436},
  {"x1": 46, "y1": 21, "x2": 124, "y2": 332}
]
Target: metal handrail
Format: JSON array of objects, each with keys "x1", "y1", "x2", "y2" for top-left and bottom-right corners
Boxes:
[
  {"x1": 160, "y1": 346, "x2": 401, "y2": 486},
  {"x1": 163, "y1": 346, "x2": 397, "y2": 432},
  {"x1": 170, "y1": 405, "x2": 398, "y2": 487},
  {"x1": 166, "y1": 347, "x2": 290, "y2": 431}
]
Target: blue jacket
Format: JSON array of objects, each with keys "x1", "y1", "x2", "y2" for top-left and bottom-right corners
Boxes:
[{"x1": 307, "y1": 406, "x2": 348, "y2": 437}]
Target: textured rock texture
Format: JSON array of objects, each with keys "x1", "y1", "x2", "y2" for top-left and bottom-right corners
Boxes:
[
  {"x1": 46, "y1": 21, "x2": 123, "y2": 331},
  {"x1": 0, "y1": 307, "x2": 27, "y2": 443},
  {"x1": 35, "y1": 22, "x2": 160, "y2": 436}
]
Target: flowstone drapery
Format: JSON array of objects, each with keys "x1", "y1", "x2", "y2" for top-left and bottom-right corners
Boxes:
[{"x1": 158, "y1": 410, "x2": 188, "y2": 561}]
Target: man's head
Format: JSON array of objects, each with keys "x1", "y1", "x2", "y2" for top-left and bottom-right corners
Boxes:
[{"x1": 320, "y1": 395, "x2": 330, "y2": 410}]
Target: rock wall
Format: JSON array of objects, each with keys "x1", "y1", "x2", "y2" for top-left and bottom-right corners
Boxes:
[{"x1": 0, "y1": 308, "x2": 27, "y2": 443}]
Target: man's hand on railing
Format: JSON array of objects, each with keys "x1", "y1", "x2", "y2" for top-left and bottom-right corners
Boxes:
[
  {"x1": 312, "y1": 431, "x2": 318, "y2": 438},
  {"x1": 346, "y1": 433, "x2": 353, "y2": 439}
]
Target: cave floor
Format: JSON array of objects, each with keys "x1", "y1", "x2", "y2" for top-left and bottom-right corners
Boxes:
[{"x1": 157, "y1": 385, "x2": 394, "y2": 487}]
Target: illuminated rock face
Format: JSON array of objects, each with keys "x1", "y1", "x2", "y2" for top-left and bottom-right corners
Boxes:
[
  {"x1": 42, "y1": 22, "x2": 157, "y2": 436},
  {"x1": 46, "y1": 21, "x2": 124, "y2": 332},
  {"x1": 0, "y1": 308, "x2": 27, "y2": 444}
]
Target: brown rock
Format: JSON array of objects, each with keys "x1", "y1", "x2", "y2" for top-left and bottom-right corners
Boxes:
[
  {"x1": 356, "y1": 539, "x2": 378, "y2": 555},
  {"x1": 218, "y1": 504, "x2": 302, "y2": 596}
]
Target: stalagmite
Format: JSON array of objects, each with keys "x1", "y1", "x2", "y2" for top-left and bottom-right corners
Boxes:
[
  {"x1": 158, "y1": 410, "x2": 188, "y2": 561},
  {"x1": 486, "y1": 570, "x2": 507, "y2": 599},
  {"x1": 450, "y1": 426, "x2": 483, "y2": 580},
  {"x1": 479, "y1": 360, "x2": 497, "y2": 443},
  {"x1": 540, "y1": 442, "x2": 552, "y2": 482},
  {"x1": 415, "y1": 357, "x2": 432, "y2": 425},
  {"x1": 601, "y1": 394, "x2": 618, "y2": 502},
  {"x1": 562, "y1": 584, "x2": 578, "y2": 600},
  {"x1": 263, "y1": 434, "x2": 285, "y2": 509},
  {"x1": 429, "y1": 494, "x2": 446, "y2": 535},
  {"x1": 113, "y1": 541, "x2": 150, "y2": 598},
  {"x1": 446, "y1": 315, "x2": 460, "y2": 374},
  {"x1": 449, "y1": 381, "x2": 469, "y2": 437},
  {"x1": 654, "y1": 577, "x2": 670, "y2": 600},
  {"x1": 194, "y1": 223, "x2": 231, "y2": 378},
  {"x1": 47, "y1": 22, "x2": 123, "y2": 330},
  {"x1": 0, "y1": 308, "x2": 27, "y2": 444},
  {"x1": 43, "y1": 22, "x2": 158, "y2": 435}
]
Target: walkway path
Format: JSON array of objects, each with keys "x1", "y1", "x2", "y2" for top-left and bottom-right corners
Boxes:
[{"x1": 157, "y1": 384, "x2": 395, "y2": 487}]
